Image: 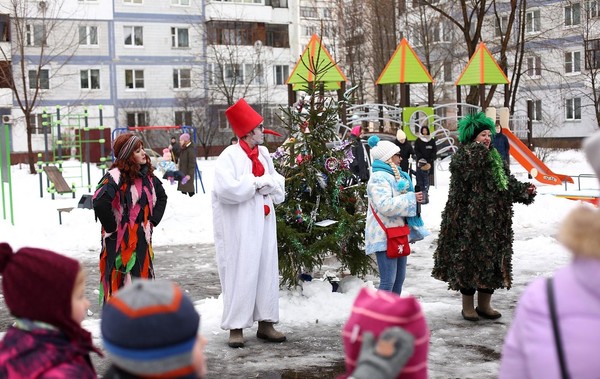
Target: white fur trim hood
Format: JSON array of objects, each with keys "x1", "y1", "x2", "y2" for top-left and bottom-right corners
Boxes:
[{"x1": 558, "y1": 206, "x2": 600, "y2": 259}]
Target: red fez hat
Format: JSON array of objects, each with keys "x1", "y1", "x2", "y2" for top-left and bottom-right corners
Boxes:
[
  {"x1": 226, "y1": 99, "x2": 263, "y2": 138},
  {"x1": 226, "y1": 99, "x2": 282, "y2": 138}
]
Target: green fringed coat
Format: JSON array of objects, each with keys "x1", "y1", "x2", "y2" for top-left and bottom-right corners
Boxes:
[{"x1": 432, "y1": 142, "x2": 536, "y2": 291}]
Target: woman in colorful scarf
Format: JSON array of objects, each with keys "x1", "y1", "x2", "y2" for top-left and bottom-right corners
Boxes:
[
  {"x1": 432, "y1": 112, "x2": 536, "y2": 321},
  {"x1": 365, "y1": 135, "x2": 427, "y2": 295},
  {"x1": 93, "y1": 133, "x2": 168, "y2": 303}
]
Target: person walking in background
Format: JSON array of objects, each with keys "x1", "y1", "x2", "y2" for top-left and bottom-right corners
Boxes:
[
  {"x1": 432, "y1": 112, "x2": 536, "y2": 321},
  {"x1": 0, "y1": 243, "x2": 100, "y2": 378},
  {"x1": 414, "y1": 125, "x2": 437, "y2": 204},
  {"x1": 393, "y1": 129, "x2": 415, "y2": 174},
  {"x1": 101, "y1": 279, "x2": 207, "y2": 379},
  {"x1": 365, "y1": 135, "x2": 424, "y2": 296},
  {"x1": 349, "y1": 125, "x2": 369, "y2": 183},
  {"x1": 169, "y1": 135, "x2": 181, "y2": 164},
  {"x1": 492, "y1": 121, "x2": 510, "y2": 165},
  {"x1": 498, "y1": 131, "x2": 600, "y2": 379},
  {"x1": 230, "y1": 136, "x2": 238, "y2": 145},
  {"x1": 212, "y1": 98, "x2": 286, "y2": 348},
  {"x1": 92, "y1": 133, "x2": 168, "y2": 303},
  {"x1": 177, "y1": 133, "x2": 197, "y2": 197}
]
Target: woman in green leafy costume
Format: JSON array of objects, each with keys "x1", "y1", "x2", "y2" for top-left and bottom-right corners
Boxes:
[{"x1": 432, "y1": 112, "x2": 537, "y2": 321}]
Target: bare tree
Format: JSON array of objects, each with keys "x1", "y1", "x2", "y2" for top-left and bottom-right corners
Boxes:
[{"x1": 0, "y1": 0, "x2": 83, "y2": 173}]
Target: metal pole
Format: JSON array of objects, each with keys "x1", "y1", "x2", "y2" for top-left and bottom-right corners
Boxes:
[{"x1": 84, "y1": 108, "x2": 91, "y2": 190}]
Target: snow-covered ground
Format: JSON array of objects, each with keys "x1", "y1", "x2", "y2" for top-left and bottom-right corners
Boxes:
[{"x1": 0, "y1": 147, "x2": 597, "y2": 378}]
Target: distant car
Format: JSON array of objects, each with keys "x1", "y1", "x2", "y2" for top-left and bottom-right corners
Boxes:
[{"x1": 144, "y1": 148, "x2": 162, "y2": 168}]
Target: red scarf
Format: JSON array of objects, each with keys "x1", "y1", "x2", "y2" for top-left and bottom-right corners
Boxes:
[{"x1": 239, "y1": 139, "x2": 265, "y2": 177}]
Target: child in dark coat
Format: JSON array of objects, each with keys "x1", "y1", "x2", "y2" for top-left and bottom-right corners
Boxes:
[{"x1": 0, "y1": 243, "x2": 100, "y2": 378}]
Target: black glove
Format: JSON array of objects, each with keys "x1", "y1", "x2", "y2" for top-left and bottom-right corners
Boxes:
[{"x1": 350, "y1": 327, "x2": 415, "y2": 379}]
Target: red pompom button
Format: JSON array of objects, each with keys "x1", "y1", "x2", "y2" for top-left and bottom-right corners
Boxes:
[{"x1": 264, "y1": 205, "x2": 271, "y2": 216}]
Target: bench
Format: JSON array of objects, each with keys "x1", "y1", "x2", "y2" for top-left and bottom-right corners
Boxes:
[{"x1": 57, "y1": 207, "x2": 74, "y2": 225}]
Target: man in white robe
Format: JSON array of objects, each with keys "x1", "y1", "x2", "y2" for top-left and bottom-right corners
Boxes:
[{"x1": 212, "y1": 98, "x2": 286, "y2": 348}]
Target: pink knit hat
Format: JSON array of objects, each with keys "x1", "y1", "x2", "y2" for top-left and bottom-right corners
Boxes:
[{"x1": 351, "y1": 125, "x2": 361, "y2": 137}]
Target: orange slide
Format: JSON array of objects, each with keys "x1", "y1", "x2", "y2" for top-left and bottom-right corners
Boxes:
[{"x1": 503, "y1": 128, "x2": 574, "y2": 185}]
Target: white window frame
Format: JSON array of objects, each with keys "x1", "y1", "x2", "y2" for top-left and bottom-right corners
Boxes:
[
  {"x1": 526, "y1": 10, "x2": 541, "y2": 33},
  {"x1": 26, "y1": 24, "x2": 46, "y2": 47},
  {"x1": 495, "y1": 16, "x2": 508, "y2": 37},
  {"x1": 124, "y1": 26, "x2": 143, "y2": 47},
  {"x1": 126, "y1": 112, "x2": 147, "y2": 127},
  {"x1": 526, "y1": 56, "x2": 541, "y2": 77},
  {"x1": 224, "y1": 64, "x2": 243, "y2": 85},
  {"x1": 171, "y1": 27, "x2": 189, "y2": 48},
  {"x1": 171, "y1": 0, "x2": 190, "y2": 5},
  {"x1": 565, "y1": 51, "x2": 581, "y2": 74},
  {"x1": 79, "y1": 25, "x2": 98, "y2": 46},
  {"x1": 80, "y1": 69, "x2": 100, "y2": 89},
  {"x1": 588, "y1": 0, "x2": 600, "y2": 18},
  {"x1": 124, "y1": 0, "x2": 143, "y2": 4},
  {"x1": 274, "y1": 65, "x2": 288, "y2": 85},
  {"x1": 173, "y1": 68, "x2": 191, "y2": 89},
  {"x1": 125, "y1": 69, "x2": 145, "y2": 89},
  {"x1": 244, "y1": 64, "x2": 263, "y2": 85},
  {"x1": 565, "y1": 3, "x2": 581, "y2": 26},
  {"x1": 28, "y1": 69, "x2": 49, "y2": 89},
  {"x1": 565, "y1": 98, "x2": 581, "y2": 120}
]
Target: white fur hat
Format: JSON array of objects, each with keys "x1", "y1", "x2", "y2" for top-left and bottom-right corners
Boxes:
[
  {"x1": 583, "y1": 131, "x2": 600, "y2": 182},
  {"x1": 368, "y1": 135, "x2": 400, "y2": 163}
]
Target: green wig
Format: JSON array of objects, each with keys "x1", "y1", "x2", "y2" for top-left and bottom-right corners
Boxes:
[{"x1": 457, "y1": 112, "x2": 496, "y2": 143}]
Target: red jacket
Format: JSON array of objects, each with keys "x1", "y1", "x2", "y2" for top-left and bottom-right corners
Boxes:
[{"x1": 0, "y1": 325, "x2": 97, "y2": 378}]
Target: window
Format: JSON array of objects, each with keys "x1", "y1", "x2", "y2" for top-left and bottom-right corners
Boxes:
[
  {"x1": 28, "y1": 69, "x2": 49, "y2": 89},
  {"x1": 495, "y1": 16, "x2": 508, "y2": 37},
  {"x1": 443, "y1": 61, "x2": 452, "y2": 82},
  {"x1": 588, "y1": 0, "x2": 600, "y2": 18},
  {"x1": 527, "y1": 56, "x2": 541, "y2": 77},
  {"x1": 80, "y1": 69, "x2": 100, "y2": 89},
  {"x1": 173, "y1": 68, "x2": 191, "y2": 88},
  {"x1": 125, "y1": 69, "x2": 144, "y2": 89},
  {"x1": 171, "y1": 27, "x2": 189, "y2": 48},
  {"x1": 79, "y1": 26, "x2": 98, "y2": 46},
  {"x1": 175, "y1": 111, "x2": 192, "y2": 126},
  {"x1": 171, "y1": 0, "x2": 190, "y2": 5},
  {"x1": 0, "y1": 14, "x2": 10, "y2": 42},
  {"x1": 126, "y1": 112, "x2": 147, "y2": 127},
  {"x1": 224, "y1": 64, "x2": 243, "y2": 85},
  {"x1": 565, "y1": 98, "x2": 581, "y2": 120},
  {"x1": 304, "y1": 25, "x2": 317, "y2": 36},
  {"x1": 531, "y1": 100, "x2": 542, "y2": 121},
  {"x1": 274, "y1": 65, "x2": 288, "y2": 85},
  {"x1": 29, "y1": 114, "x2": 47, "y2": 135},
  {"x1": 565, "y1": 3, "x2": 581, "y2": 26},
  {"x1": 244, "y1": 64, "x2": 263, "y2": 85},
  {"x1": 266, "y1": 24, "x2": 289, "y2": 47},
  {"x1": 124, "y1": 0, "x2": 142, "y2": 4},
  {"x1": 213, "y1": 0, "x2": 261, "y2": 3},
  {"x1": 585, "y1": 38, "x2": 600, "y2": 69},
  {"x1": 26, "y1": 24, "x2": 46, "y2": 46},
  {"x1": 526, "y1": 10, "x2": 541, "y2": 33},
  {"x1": 322, "y1": 8, "x2": 333, "y2": 18},
  {"x1": 565, "y1": 51, "x2": 581, "y2": 73},
  {"x1": 300, "y1": 7, "x2": 318, "y2": 18},
  {"x1": 124, "y1": 26, "x2": 143, "y2": 46}
]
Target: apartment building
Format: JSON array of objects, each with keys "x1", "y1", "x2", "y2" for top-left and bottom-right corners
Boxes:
[{"x1": 1, "y1": 0, "x2": 205, "y2": 153}]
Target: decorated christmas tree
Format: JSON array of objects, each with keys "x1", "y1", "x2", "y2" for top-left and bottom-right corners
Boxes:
[{"x1": 273, "y1": 56, "x2": 374, "y2": 286}]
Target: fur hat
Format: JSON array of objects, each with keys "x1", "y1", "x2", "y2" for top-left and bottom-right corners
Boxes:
[
  {"x1": 368, "y1": 135, "x2": 400, "y2": 162},
  {"x1": 226, "y1": 98, "x2": 264, "y2": 138},
  {"x1": 457, "y1": 112, "x2": 496, "y2": 143},
  {"x1": 351, "y1": 125, "x2": 361, "y2": 137},
  {"x1": 101, "y1": 279, "x2": 200, "y2": 377},
  {"x1": 396, "y1": 129, "x2": 407, "y2": 143},
  {"x1": 583, "y1": 131, "x2": 600, "y2": 182},
  {"x1": 0, "y1": 243, "x2": 93, "y2": 346},
  {"x1": 180, "y1": 133, "x2": 191, "y2": 142}
]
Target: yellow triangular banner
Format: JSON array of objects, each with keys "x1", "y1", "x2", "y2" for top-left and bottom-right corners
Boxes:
[
  {"x1": 376, "y1": 38, "x2": 433, "y2": 84},
  {"x1": 286, "y1": 34, "x2": 346, "y2": 89},
  {"x1": 455, "y1": 42, "x2": 509, "y2": 85}
]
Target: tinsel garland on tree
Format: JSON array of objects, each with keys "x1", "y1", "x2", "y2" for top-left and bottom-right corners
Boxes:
[{"x1": 273, "y1": 88, "x2": 374, "y2": 287}]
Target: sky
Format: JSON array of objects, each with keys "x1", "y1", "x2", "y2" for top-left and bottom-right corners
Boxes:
[{"x1": 0, "y1": 146, "x2": 598, "y2": 378}]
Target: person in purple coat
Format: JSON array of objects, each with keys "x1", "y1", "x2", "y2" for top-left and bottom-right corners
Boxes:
[{"x1": 499, "y1": 131, "x2": 600, "y2": 379}]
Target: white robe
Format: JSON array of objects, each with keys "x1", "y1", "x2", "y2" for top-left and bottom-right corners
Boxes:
[{"x1": 212, "y1": 144, "x2": 285, "y2": 330}]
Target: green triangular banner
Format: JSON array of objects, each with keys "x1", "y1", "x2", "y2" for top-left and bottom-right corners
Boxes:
[
  {"x1": 287, "y1": 34, "x2": 346, "y2": 88},
  {"x1": 455, "y1": 42, "x2": 509, "y2": 85},
  {"x1": 376, "y1": 38, "x2": 433, "y2": 84}
]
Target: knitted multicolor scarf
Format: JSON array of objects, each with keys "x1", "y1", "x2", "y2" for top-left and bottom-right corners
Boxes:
[{"x1": 372, "y1": 160, "x2": 424, "y2": 228}]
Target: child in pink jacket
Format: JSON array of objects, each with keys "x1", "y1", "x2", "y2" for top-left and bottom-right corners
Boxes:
[{"x1": 499, "y1": 131, "x2": 600, "y2": 378}]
